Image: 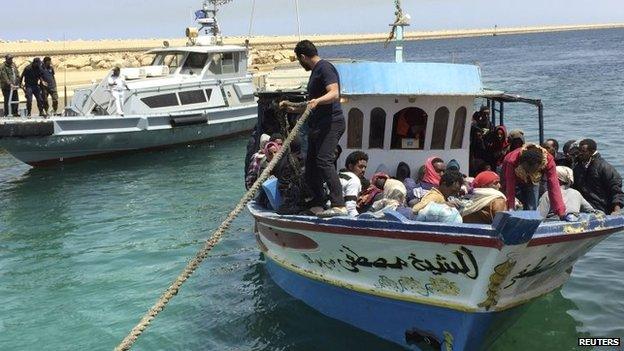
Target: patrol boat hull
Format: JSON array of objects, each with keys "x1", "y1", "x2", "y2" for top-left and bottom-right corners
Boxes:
[
  {"x1": 0, "y1": 106, "x2": 256, "y2": 166},
  {"x1": 249, "y1": 202, "x2": 624, "y2": 350}
]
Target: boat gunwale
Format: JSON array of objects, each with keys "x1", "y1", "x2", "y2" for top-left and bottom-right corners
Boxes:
[{"x1": 248, "y1": 202, "x2": 624, "y2": 249}]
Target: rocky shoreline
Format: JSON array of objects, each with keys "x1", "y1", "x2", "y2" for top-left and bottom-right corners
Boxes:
[{"x1": 4, "y1": 46, "x2": 297, "y2": 73}]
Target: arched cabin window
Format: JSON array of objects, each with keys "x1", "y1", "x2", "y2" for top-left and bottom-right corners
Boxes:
[
  {"x1": 347, "y1": 108, "x2": 363, "y2": 148},
  {"x1": 369, "y1": 107, "x2": 386, "y2": 149},
  {"x1": 451, "y1": 107, "x2": 467, "y2": 149},
  {"x1": 391, "y1": 107, "x2": 428, "y2": 149},
  {"x1": 431, "y1": 107, "x2": 449, "y2": 150}
]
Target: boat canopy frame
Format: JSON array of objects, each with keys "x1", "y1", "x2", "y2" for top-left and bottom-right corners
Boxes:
[{"x1": 478, "y1": 90, "x2": 545, "y2": 144}]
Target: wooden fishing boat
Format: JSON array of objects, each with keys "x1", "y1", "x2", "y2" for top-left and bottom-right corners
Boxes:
[{"x1": 246, "y1": 3, "x2": 624, "y2": 350}]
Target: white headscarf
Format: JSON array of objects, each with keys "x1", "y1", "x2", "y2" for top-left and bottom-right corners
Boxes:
[
  {"x1": 556, "y1": 166, "x2": 574, "y2": 187},
  {"x1": 259, "y1": 134, "x2": 271, "y2": 151},
  {"x1": 371, "y1": 179, "x2": 407, "y2": 211}
]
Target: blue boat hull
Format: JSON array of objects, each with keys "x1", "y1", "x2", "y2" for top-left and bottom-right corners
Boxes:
[{"x1": 265, "y1": 256, "x2": 527, "y2": 351}]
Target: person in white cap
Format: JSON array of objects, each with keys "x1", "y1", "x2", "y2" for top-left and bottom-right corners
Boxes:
[
  {"x1": 538, "y1": 165, "x2": 597, "y2": 219},
  {"x1": 108, "y1": 67, "x2": 129, "y2": 116}
]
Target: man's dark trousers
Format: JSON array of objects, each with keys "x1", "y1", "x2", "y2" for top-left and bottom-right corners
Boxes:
[
  {"x1": 24, "y1": 85, "x2": 44, "y2": 116},
  {"x1": 2, "y1": 86, "x2": 19, "y2": 116},
  {"x1": 305, "y1": 117, "x2": 346, "y2": 208}
]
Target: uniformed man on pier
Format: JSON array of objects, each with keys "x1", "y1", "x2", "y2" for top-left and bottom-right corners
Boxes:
[
  {"x1": 0, "y1": 55, "x2": 20, "y2": 117},
  {"x1": 20, "y1": 57, "x2": 45, "y2": 117}
]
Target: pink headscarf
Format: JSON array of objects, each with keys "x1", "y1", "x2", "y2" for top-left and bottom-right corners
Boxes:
[
  {"x1": 264, "y1": 142, "x2": 281, "y2": 161},
  {"x1": 422, "y1": 156, "x2": 442, "y2": 186}
]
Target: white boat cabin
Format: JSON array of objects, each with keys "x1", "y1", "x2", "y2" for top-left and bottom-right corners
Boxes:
[
  {"x1": 66, "y1": 45, "x2": 254, "y2": 117},
  {"x1": 66, "y1": 1, "x2": 255, "y2": 118},
  {"x1": 334, "y1": 62, "x2": 482, "y2": 178}
]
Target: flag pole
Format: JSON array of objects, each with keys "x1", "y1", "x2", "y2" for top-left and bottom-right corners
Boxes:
[{"x1": 295, "y1": 0, "x2": 301, "y2": 40}]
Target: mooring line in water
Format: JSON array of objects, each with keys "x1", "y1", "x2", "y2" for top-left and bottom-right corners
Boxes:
[{"x1": 114, "y1": 104, "x2": 312, "y2": 351}]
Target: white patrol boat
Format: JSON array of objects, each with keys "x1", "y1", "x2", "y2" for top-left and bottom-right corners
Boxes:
[{"x1": 0, "y1": 1, "x2": 256, "y2": 166}]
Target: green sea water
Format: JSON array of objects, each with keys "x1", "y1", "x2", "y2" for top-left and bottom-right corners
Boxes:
[{"x1": 1, "y1": 28, "x2": 624, "y2": 350}]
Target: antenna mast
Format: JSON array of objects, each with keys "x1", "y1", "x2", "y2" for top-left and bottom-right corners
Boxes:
[
  {"x1": 190, "y1": 0, "x2": 233, "y2": 45},
  {"x1": 386, "y1": 0, "x2": 411, "y2": 63},
  {"x1": 295, "y1": 0, "x2": 302, "y2": 40}
]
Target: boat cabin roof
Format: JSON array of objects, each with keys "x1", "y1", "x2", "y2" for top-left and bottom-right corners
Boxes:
[
  {"x1": 336, "y1": 62, "x2": 483, "y2": 97},
  {"x1": 147, "y1": 45, "x2": 247, "y2": 55},
  {"x1": 255, "y1": 61, "x2": 547, "y2": 177}
]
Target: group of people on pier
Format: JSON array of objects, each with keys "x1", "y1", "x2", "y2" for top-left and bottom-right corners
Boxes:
[
  {"x1": 246, "y1": 40, "x2": 624, "y2": 223},
  {"x1": 0, "y1": 55, "x2": 58, "y2": 117},
  {"x1": 1, "y1": 53, "x2": 129, "y2": 117}
]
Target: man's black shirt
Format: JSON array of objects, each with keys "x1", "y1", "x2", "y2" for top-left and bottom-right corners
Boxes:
[
  {"x1": 573, "y1": 153, "x2": 624, "y2": 213},
  {"x1": 22, "y1": 64, "x2": 42, "y2": 87},
  {"x1": 306, "y1": 59, "x2": 343, "y2": 128}
]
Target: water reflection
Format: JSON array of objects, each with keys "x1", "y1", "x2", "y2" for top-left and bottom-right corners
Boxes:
[
  {"x1": 491, "y1": 289, "x2": 587, "y2": 351},
  {"x1": 241, "y1": 256, "x2": 403, "y2": 351}
]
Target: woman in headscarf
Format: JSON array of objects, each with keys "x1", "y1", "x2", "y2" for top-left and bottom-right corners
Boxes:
[
  {"x1": 256, "y1": 141, "x2": 281, "y2": 177},
  {"x1": 538, "y1": 166, "x2": 596, "y2": 218},
  {"x1": 371, "y1": 179, "x2": 412, "y2": 218},
  {"x1": 411, "y1": 157, "x2": 445, "y2": 206},
  {"x1": 447, "y1": 159, "x2": 461, "y2": 173},
  {"x1": 245, "y1": 134, "x2": 271, "y2": 189},
  {"x1": 357, "y1": 172, "x2": 390, "y2": 213},
  {"x1": 469, "y1": 125, "x2": 489, "y2": 176},
  {"x1": 396, "y1": 161, "x2": 416, "y2": 203},
  {"x1": 461, "y1": 171, "x2": 507, "y2": 224},
  {"x1": 484, "y1": 125, "x2": 509, "y2": 169}
]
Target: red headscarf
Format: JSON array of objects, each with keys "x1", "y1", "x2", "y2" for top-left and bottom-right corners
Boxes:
[
  {"x1": 473, "y1": 171, "x2": 500, "y2": 188},
  {"x1": 422, "y1": 157, "x2": 442, "y2": 186},
  {"x1": 357, "y1": 172, "x2": 389, "y2": 210}
]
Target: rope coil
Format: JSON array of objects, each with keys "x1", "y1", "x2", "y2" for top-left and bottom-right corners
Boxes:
[{"x1": 114, "y1": 104, "x2": 312, "y2": 351}]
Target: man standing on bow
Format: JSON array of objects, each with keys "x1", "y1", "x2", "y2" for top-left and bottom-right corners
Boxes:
[
  {"x1": 280, "y1": 40, "x2": 346, "y2": 217},
  {"x1": 0, "y1": 55, "x2": 20, "y2": 117}
]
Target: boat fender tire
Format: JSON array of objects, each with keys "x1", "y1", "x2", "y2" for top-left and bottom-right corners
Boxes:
[
  {"x1": 170, "y1": 115, "x2": 208, "y2": 127},
  {"x1": 0, "y1": 121, "x2": 54, "y2": 137}
]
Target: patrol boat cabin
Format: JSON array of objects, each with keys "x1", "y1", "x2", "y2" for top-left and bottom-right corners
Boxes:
[{"x1": 67, "y1": 44, "x2": 254, "y2": 117}]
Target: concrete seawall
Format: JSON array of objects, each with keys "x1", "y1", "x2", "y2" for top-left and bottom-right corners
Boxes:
[
  {"x1": 3, "y1": 23, "x2": 624, "y2": 72},
  {"x1": 1, "y1": 23, "x2": 623, "y2": 110},
  {"x1": 3, "y1": 23, "x2": 624, "y2": 56}
]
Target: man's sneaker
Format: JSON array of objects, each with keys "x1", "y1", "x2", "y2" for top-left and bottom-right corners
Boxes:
[{"x1": 317, "y1": 206, "x2": 348, "y2": 218}]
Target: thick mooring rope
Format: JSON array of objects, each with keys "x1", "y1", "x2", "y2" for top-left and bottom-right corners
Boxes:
[{"x1": 114, "y1": 104, "x2": 312, "y2": 351}]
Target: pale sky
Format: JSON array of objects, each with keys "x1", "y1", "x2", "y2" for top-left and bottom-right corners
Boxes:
[{"x1": 1, "y1": 0, "x2": 623, "y2": 41}]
